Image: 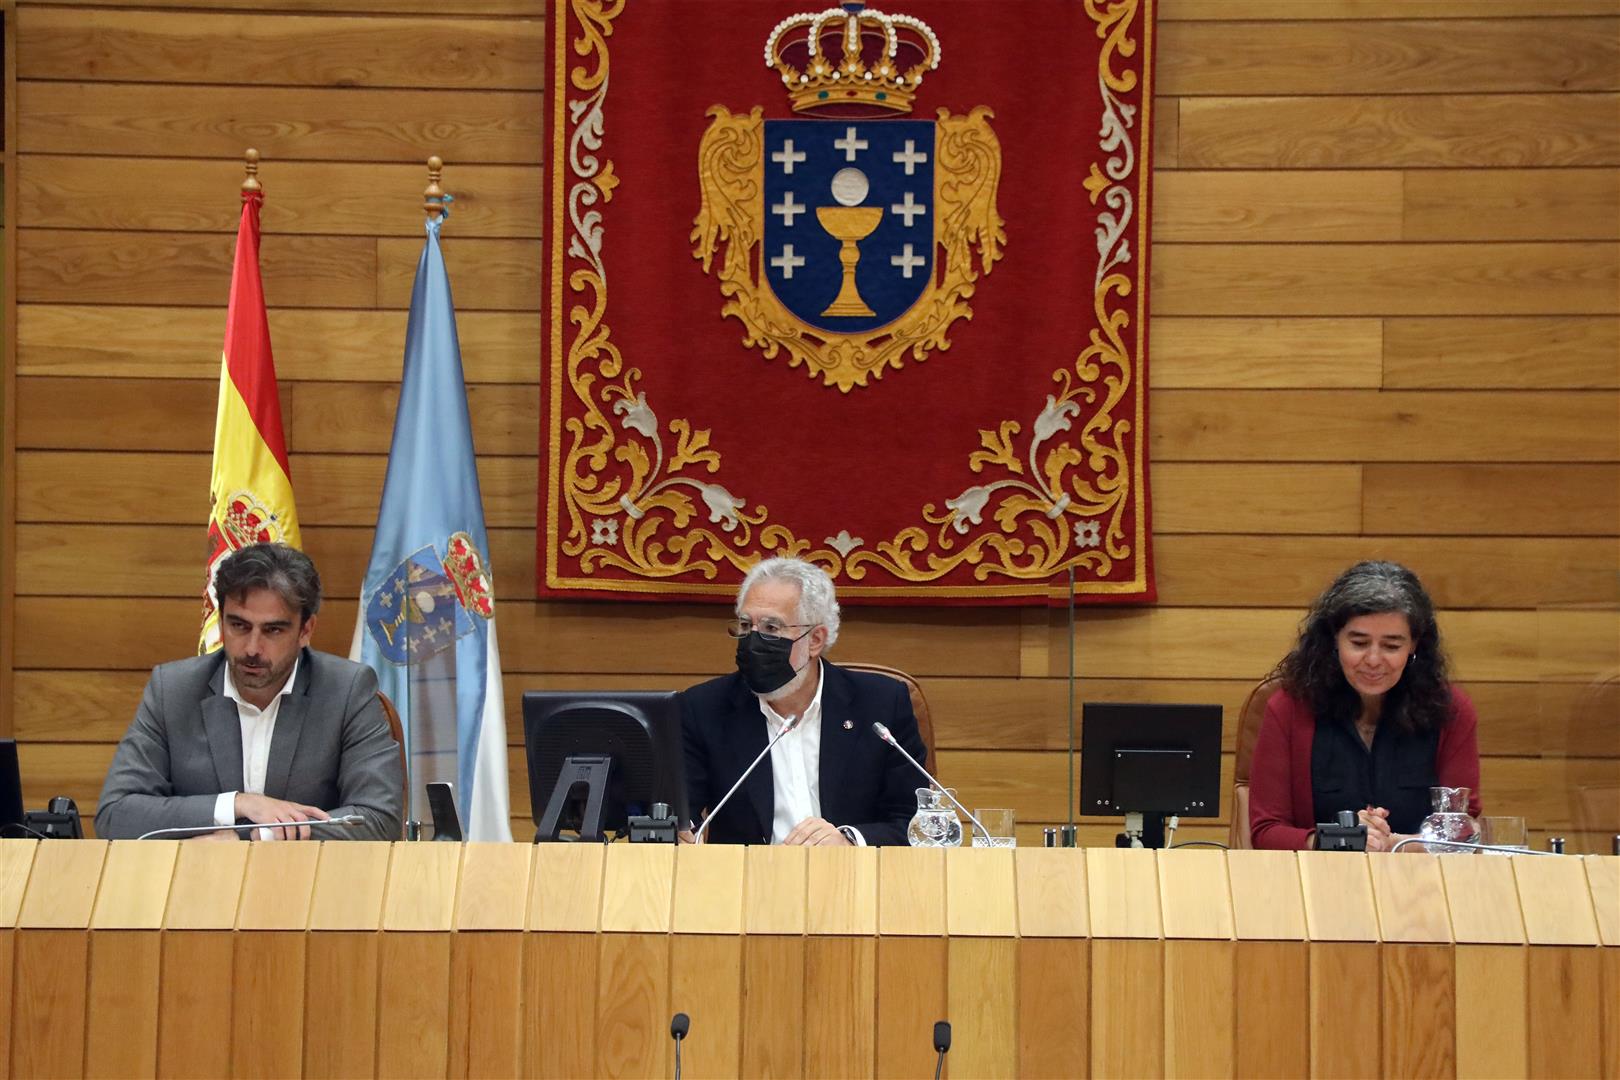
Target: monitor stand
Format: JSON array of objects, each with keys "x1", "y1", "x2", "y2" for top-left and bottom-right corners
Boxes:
[
  {"x1": 1114, "y1": 810, "x2": 1167, "y2": 849},
  {"x1": 535, "y1": 754, "x2": 613, "y2": 842}
]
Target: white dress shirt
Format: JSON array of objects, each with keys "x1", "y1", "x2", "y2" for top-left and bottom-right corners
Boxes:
[
  {"x1": 756, "y1": 661, "x2": 866, "y2": 845},
  {"x1": 212, "y1": 656, "x2": 300, "y2": 826},
  {"x1": 759, "y1": 660, "x2": 825, "y2": 845}
]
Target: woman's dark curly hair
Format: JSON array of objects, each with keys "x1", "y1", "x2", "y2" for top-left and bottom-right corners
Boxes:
[{"x1": 1275, "y1": 561, "x2": 1453, "y2": 734}]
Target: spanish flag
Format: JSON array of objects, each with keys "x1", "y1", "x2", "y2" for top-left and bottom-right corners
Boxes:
[{"x1": 198, "y1": 178, "x2": 301, "y2": 653}]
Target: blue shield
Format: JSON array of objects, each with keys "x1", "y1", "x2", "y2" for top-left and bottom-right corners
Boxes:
[{"x1": 762, "y1": 118, "x2": 934, "y2": 334}]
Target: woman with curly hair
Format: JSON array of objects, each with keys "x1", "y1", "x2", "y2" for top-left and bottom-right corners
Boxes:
[{"x1": 1249, "y1": 560, "x2": 1481, "y2": 851}]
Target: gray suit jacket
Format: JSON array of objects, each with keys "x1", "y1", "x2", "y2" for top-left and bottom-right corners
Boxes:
[{"x1": 95, "y1": 648, "x2": 403, "y2": 841}]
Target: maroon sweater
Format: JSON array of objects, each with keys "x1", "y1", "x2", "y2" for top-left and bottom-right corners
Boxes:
[{"x1": 1248, "y1": 686, "x2": 1482, "y2": 851}]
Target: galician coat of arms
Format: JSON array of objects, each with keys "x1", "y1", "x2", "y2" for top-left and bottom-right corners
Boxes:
[{"x1": 693, "y1": 2, "x2": 1005, "y2": 392}]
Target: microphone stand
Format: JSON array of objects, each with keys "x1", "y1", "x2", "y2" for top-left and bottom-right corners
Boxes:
[
  {"x1": 692, "y1": 714, "x2": 802, "y2": 844},
  {"x1": 136, "y1": 814, "x2": 366, "y2": 841}
]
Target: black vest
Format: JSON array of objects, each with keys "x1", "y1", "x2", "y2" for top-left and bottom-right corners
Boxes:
[{"x1": 1310, "y1": 715, "x2": 1440, "y2": 834}]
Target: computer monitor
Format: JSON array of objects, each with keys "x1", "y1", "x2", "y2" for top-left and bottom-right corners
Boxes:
[
  {"x1": 0, "y1": 741, "x2": 24, "y2": 836},
  {"x1": 522, "y1": 690, "x2": 689, "y2": 842},
  {"x1": 1079, "y1": 702, "x2": 1223, "y2": 848}
]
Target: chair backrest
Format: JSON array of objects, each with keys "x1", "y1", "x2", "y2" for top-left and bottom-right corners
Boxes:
[
  {"x1": 376, "y1": 690, "x2": 409, "y2": 840},
  {"x1": 1229, "y1": 674, "x2": 1283, "y2": 850},
  {"x1": 837, "y1": 662, "x2": 937, "y2": 778}
]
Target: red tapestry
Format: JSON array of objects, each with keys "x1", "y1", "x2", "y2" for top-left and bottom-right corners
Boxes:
[{"x1": 539, "y1": 0, "x2": 1157, "y2": 605}]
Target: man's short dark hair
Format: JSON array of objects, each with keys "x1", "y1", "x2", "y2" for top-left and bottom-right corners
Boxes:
[{"x1": 213, "y1": 543, "x2": 323, "y2": 624}]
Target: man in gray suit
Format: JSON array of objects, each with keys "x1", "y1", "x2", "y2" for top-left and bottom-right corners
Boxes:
[{"x1": 97, "y1": 543, "x2": 403, "y2": 841}]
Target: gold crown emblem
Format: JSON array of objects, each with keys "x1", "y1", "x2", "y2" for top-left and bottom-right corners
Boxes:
[{"x1": 765, "y1": 3, "x2": 940, "y2": 116}]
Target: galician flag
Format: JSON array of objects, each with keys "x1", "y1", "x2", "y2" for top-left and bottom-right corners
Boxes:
[
  {"x1": 350, "y1": 198, "x2": 511, "y2": 841},
  {"x1": 199, "y1": 180, "x2": 301, "y2": 654}
]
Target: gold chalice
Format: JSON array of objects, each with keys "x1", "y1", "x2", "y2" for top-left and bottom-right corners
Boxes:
[{"x1": 816, "y1": 205, "x2": 884, "y2": 318}]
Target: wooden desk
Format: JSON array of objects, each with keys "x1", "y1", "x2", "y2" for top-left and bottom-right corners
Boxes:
[{"x1": 1, "y1": 841, "x2": 1615, "y2": 1079}]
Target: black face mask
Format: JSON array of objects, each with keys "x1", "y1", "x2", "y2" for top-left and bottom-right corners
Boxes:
[{"x1": 735, "y1": 630, "x2": 807, "y2": 696}]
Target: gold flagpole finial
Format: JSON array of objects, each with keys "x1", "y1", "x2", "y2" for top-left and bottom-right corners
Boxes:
[
  {"x1": 425, "y1": 156, "x2": 446, "y2": 220},
  {"x1": 242, "y1": 148, "x2": 262, "y2": 194}
]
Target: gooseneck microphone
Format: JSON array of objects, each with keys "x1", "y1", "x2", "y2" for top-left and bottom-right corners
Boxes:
[
  {"x1": 136, "y1": 814, "x2": 367, "y2": 841},
  {"x1": 670, "y1": 1012, "x2": 690, "y2": 1080},
  {"x1": 692, "y1": 713, "x2": 802, "y2": 844},
  {"x1": 871, "y1": 722, "x2": 990, "y2": 845},
  {"x1": 933, "y1": 1020, "x2": 952, "y2": 1080},
  {"x1": 1389, "y1": 836, "x2": 1561, "y2": 856}
]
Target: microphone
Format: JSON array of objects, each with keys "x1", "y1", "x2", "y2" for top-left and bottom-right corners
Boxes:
[
  {"x1": 670, "y1": 1012, "x2": 690, "y2": 1080},
  {"x1": 1389, "y1": 836, "x2": 1561, "y2": 856},
  {"x1": 692, "y1": 713, "x2": 803, "y2": 844},
  {"x1": 933, "y1": 1020, "x2": 951, "y2": 1080},
  {"x1": 871, "y1": 722, "x2": 990, "y2": 845},
  {"x1": 136, "y1": 814, "x2": 366, "y2": 841}
]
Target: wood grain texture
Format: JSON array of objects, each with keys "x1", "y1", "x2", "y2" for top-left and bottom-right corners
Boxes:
[
  {"x1": 304, "y1": 932, "x2": 380, "y2": 1079},
  {"x1": 18, "y1": 81, "x2": 544, "y2": 163},
  {"x1": 524, "y1": 933, "x2": 597, "y2": 1078},
  {"x1": 804, "y1": 937, "x2": 877, "y2": 1079},
  {"x1": 1454, "y1": 945, "x2": 1528, "y2": 1080},
  {"x1": 448, "y1": 933, "x2": 524, "y2": 1080},
  {"x1": 1383, "y1": 316, "x2": 1620, "y2": 389},
  {"x1": 85, "y1": 930, "x2": 161, "y2": 1079},
  {"x1": 1179, "y1": 93, "x2": 1620, "y2": 168},
  {"x1": 669, "y1": 934, "x2": 742, "y2": 1080},
  {"x1": 1157, "y1": 18, "x2": 1619, "y2": 95},
  {"x1": 1234, "y1": 940, "x2": 1310, "y2": 1078},
  {"x1": 1090, "y1": 938, "x2": 1164, "y2": 1080},
  {"x1": 17, "y1": 303, "x2": 541, "y2": 382},
  {"x1": 377, "y1": 933, "x2": 451, "y2": 1079},
  {"x1": 1165, "y1": 939, "x2": 1235, "y2": 1079},
  {"x1": 1154, "y1": 170, "x2": 1402, "y2": 242},
  {"x1": 875, "y1": 936, "x2": 946, "y2": 1078},
  {"x1": 13, "y1": 929, "x2": 89, "y2": 1078},
  {"x1": 1308, "y1": 942, "x2": 1381, "y2": 1080},
  {"x1": 1364, "y1": 464, "x2": 1620, "y2": 536},
  {"x1": 18, "y1": 228, "x2": 375, "y2": 306},
  {"x1": 1404, "y1": 167, "x2": 1620, "y2": 241},
  {"x1": 16, "y1": 9, "x2": 545, "y2": 89},
  {"x1": 1381, "y1": 944, "x2": 1456, "y2": 1078},
  {"x1": 1148, "y1": 316, "x2": 1383, "y2": 389},
  {"x1": 947, "y1": 937, "x2": 1018, "y2": 1079},
  {"x1": 19, "y1": 155, "x2": 542, "y2": 237},
  {"x1": 231, "y1": 932, "x2": 307, "y2": 1078},
  {"x1": 741, "y1": 935, "x2": 804, "y2": 1079},
  {"x1": 1527, "y1": 946, "x2": 1604, "y2": 1079},
  {"x1": 1154, "y1": 242, "x2": 1618, "y2": 316},
  {"x1": 1161, "y1": 1, "x2": 1620, "y2": 17},
  {"x1": 157, "y1": 930, "x2": 235, "y2": 1078},
  {"x1": 1152, "y1": 388, "x2": 1619, "y2": 462},
  {"x1": 1017, "y1": 937, "x2": 1088, "y2": 1079}
]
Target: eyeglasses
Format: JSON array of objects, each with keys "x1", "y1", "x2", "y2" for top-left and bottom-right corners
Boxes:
[{"x1": 725, "y1": 617, "x2": 816, "y2": 640}]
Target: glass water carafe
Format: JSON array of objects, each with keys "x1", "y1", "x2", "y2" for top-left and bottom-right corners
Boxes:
[
  {"x1": 1418, "y1": 785, "x2": 1477, "y2": 853},
  {"x1": 907, "y1": 786, "x2": 964, "y2": 847}
]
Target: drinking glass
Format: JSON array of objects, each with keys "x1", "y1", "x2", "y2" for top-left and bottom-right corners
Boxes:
[
  {"x1": 1481, "y1": 815, "x2": 1529, "y2": 852},
  {"x1": 971, "y1": 808, "x2": 1016, "y2": 848}
]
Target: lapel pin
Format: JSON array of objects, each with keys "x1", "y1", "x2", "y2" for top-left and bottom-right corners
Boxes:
[{"x1": 843, "y1": 719, "x2": 853, "y2": 730}]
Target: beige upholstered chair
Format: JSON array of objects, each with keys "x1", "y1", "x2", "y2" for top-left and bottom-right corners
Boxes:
[
  {"x1": 376, "y1": 691, "x2": 409, "y2": 839},
  {"x1": 1229, "y1": 675, "x2": 1283, "y2": 849}
]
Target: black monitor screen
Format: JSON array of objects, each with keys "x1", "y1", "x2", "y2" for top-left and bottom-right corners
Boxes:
[
  {"x1": 522, "y1": 690, "x2": 689, "y2": 838},
  {"x1": 0, "y1": 741, "x2": 22, "y2": 833},
  {"x1": 1079, "y1": 703, "x2": 1222, "y2": 818}
]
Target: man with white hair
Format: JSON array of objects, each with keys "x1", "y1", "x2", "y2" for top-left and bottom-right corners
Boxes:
[{"x1": 679, "y1": 557, "x2": 929, "y2": 845}]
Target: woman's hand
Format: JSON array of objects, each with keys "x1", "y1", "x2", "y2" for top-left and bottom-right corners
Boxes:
[{"x1": 1358, "y1": 806, "x2": 1393, "y2": 852}]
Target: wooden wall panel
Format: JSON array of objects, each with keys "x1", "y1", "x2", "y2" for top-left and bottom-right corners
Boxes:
[{"x1": 1, "y1": 0, "x2": 1616, "y2": 865}]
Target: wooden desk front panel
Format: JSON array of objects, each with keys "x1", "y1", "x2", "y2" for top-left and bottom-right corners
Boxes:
[{"x1": 0, "y1": 842, "x2": 1613, "y2": 1079}]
